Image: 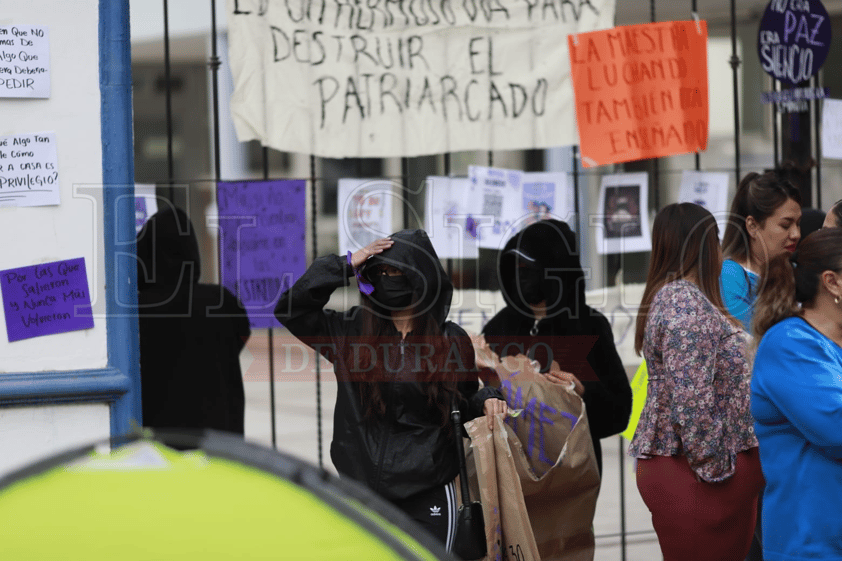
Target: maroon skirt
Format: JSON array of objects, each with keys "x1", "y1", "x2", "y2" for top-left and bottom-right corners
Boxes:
[{"x1": 636, "y1": 447, "x2": 764, "y2": 561}]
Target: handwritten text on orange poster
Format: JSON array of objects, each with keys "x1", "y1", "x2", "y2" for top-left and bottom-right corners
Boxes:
[{"x1": 568, "y1": 21, "x2": 709, "y2": 167}]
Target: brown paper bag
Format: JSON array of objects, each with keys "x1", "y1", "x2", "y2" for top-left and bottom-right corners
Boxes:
[{"x1": 464, "y1": 355, "x2": 601, "y2": 561}]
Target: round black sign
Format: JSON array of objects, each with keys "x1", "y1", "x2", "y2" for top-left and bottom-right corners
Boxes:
[{"x1": 758, "y1": 0, "x2": 832, "y2": 85}]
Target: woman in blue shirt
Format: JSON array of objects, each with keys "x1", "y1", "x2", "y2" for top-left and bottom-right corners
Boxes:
[
  {"x1": 720, "y1": 171, "x2": 802, "y2": 331},
  {"x1": 720, "y1": 170, "x2": 802, "y2": 561},
  {"x1": 751, "y1": 228, "x2": 842, "y2": 561}
]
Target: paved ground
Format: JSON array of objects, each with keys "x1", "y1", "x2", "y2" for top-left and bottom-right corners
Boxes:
[{"x1": 241, "y1": 330, "x2": 662, "y2": 560}]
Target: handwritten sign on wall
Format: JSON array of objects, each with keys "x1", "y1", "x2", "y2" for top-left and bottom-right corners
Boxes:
[
  {"x1": 1, "y1": 258, "x2": 94, "y2": 343},
  {"x1": 217, "y1": 180, "x2": 307, "y2": 329},
  {"x1": 227, "y1": 0, "x2": 615, "y2": 158},
  {"x1": 758, "y1": 0, "x2": 831, "y2": 86},
  {"x1": 338, "y1": 178, "x2": 396, "y2": 253},
  {"x1": 0, "y1": 132, "x2": 59, "y2": 207},
  {"x1": 569, "y1": 20, "x2": 709, "y2": 167},
  {"x1": 0, "y1": 25, "x2": 50, "y2": 98}
]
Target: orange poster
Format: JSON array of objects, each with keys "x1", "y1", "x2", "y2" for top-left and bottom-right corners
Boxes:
[{"x1": 568, "y1": 20, "x2": 709, "y2": 168}]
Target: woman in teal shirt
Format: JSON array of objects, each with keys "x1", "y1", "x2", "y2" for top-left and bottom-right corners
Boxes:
[
  {"x1": 752, "y1": 228, "x2": 842, "y2": 561},
  {"x1": 720, "y1": 171, "x2": 801, "y2": 332}
]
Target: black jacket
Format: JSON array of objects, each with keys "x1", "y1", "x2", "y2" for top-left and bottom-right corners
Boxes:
[
  {"x1": 275, "y1": 229, "x2": 502, "y2": 500},
  {"x1": 137, "y1": 207, "x2": 250, "y2": 434},
  {"x1": 482, "y1": 220, "x2": 632, "y2": 473}
]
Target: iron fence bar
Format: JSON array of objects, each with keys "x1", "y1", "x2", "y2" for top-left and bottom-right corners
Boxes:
[
  {"x1": 595, "y1": 529, "x2": 659, "y2": 540},
  {"x1": 402, "y1": 157, "x2": 410, "y2": 229},
  {"x1": 773, "y1": 78, "x2": 779, "y2": 168},
  {"x1": 444, "y1": 153, "x2": 453, "y2": 279},
  {"x1": 619, "y1": 435, "x2": 627, "y2": 561},
  {"x1": 814, "y1": 73, "x2": 822, "y2": 209},
  {"x1": 163, "y1": 0, "x2": 175, "y2": 202},
  {"x1": 572, "y1": 146, "x2": 580, "y2": 235},
  {"x1": 262, "y1": 148, "x2": 278, "y2": 450},
  {"x1": 268, "y1": 324, "x2": 277, "y2": 449},
  {"x1": 650, "y1": 0, "x2": 659, "y2": 212},
  {"x1": 488, "y1": 151, "x2": 493, "y2": 167},
  {"x1": 310, "y1": 154, "x2": 324, "y2": 469},
  {"x1": 209, "y1": 0, "x2": 222, "y2": 181},
  {"x1": 730, "y1": 0, "x2": 742, "y2": 182},
  {"x1": 693, "y1": 0, "x2": 700, "y2": 171}
]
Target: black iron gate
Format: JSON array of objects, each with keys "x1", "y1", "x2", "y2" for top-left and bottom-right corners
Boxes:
[{"x1": 138, "y1": 0, "x2": 838, "y2": 558}]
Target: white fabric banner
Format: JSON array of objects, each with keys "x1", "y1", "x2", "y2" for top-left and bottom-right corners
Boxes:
[{"x1": 226, "y1": 0, "x2": 615, "y2": 158}]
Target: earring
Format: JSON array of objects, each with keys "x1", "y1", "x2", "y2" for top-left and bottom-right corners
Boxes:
[{"x1": 836, "y1": 296, "x2": 840, "y2": 305}]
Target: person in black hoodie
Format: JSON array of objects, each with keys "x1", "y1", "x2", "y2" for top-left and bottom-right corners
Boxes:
[
  {"x1": 275, "y1": 229, "x2": 506, "y2": 551},
  {"x1": 482, "y1": 219, "x2": 632, "y2": 474},
  {"x1": 136, "y1": 207, "x2": 251, "y2": 434}
]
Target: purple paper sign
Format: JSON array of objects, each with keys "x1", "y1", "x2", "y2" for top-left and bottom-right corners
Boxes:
[
  {"x1": 135, "y1": 197, "x2": 148, "y2": 232},
  {"x1": 1, "y1": 257, "x2": 94, "y2": 342},
  {"x1": 217, "y1": 180, "x2": 307, "y2": 329}
]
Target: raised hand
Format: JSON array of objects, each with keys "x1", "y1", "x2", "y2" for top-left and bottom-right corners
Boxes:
[
  {"x1": 483, "y1": 398, "x2": 509, "y2": 430},
  {"x1": 350, "y1": 237, "x2": 393, "y2": 269}
]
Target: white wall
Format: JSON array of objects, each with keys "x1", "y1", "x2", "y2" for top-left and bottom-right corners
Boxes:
[
  {"x1": 0, "y1": 1, "x2": 112, "y2": 476},
  {"x1": 0, "y1": 1, "x2": 107, "y2": 373},
  {"x1": 0, "y1": 403, "x2": 110, "y2": 477}
]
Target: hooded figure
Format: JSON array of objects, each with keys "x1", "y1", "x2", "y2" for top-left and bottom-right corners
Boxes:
[
  {"x1": 482, "y1": 219, "x2": 632, "y2": 473},
  {"x1": 275, "y1": 229, "x2": 504, "y2": 548},
  {"x1": 136, "y1": 207, "x2": 250, "y2": 434}
]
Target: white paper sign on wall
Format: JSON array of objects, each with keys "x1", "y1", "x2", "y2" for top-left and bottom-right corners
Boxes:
[
  {"x1": 594, "y1": 173, "x2": 651, "y2": 255},
  {"x1": 822, "y1": 99, "x2": 842, "y2": 160},
  {"x1": 425, "y1": 176, "x2": 479, "y2": 260},
  {"x1": 337, "y1": 178, "x2": 396, "y2": 254},
  {"x1": 0, "y1": 132, "x2": 59, "y2": 207},
  {"x1": 468, "y1": 166, "x2": 524, "y2": 250},
  {"x1": 678, "y1": 170, "x2": 730, "y2": 238},
  {"x1": 520, "y1": 171, "x2": 573, "y2": 226},
  {"x1": 0, "y1": 25, "x2": 50, "y2": 98}
]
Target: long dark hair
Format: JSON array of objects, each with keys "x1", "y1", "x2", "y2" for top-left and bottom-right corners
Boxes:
[
  {"x1": 635, "y1": 203, "x2": 733, "y2": 355},
  {"x1": 347, "y1": 297, "x2": 460, "y2": 428},
  {"x1": 753, "y1": 228, "x2": 842, "y2": 338},
  {"x1": 722, "y1": 171, "x2": 802, "y2": 264}
]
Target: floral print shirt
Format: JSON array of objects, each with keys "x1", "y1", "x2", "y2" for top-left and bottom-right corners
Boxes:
[{"x1": 628, "y1": 280, "x2": 758, "y2": 482}]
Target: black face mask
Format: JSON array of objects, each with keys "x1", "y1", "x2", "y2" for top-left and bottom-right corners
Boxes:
[
  {"x1": 516, "y1": 267, "x2": 545, "y2": 305},
  {"x1": 371, "y1": 275, "x2": 415, "y2": 309}
]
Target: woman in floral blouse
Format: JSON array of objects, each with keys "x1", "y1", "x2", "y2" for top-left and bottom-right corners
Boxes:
[{"x1": 629, "y1": 203, "x2": 763, "y2": 561}]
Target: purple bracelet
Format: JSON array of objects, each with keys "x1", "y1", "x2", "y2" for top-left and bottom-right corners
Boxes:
[{"x1": 347, "y1": 251, "x2": 375, "y2": 295}]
